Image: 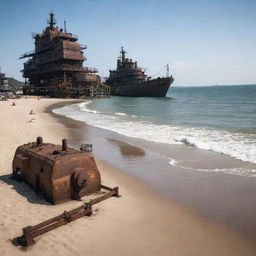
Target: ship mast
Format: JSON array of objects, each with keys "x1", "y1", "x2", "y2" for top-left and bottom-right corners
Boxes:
[
  {"x1": 48, "y1": 11, "x2": 56, "y2": 29},
  {"x1": 120, "y1": 47, "x2": 126, "y2": 63},
  {"x1": 166, "y1": 64, "x2": 170, "y2": 77}
]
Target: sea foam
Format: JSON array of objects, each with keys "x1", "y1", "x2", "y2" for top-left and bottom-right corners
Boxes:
[{"x1": 53, "y1": 102, "x2": 256, "y2": 165}]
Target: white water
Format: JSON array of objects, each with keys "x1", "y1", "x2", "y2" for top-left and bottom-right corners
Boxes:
[
  {"x1": 168, "y1": 158, "x2": 256, "y2": 177},
  {"x1": 53, "y1": 102, "x2": 256, "y2": 166}
]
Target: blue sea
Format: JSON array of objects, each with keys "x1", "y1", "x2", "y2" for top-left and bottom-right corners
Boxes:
[{"x1": 54, "y1": 84, "x2": 256, "y2": 166}]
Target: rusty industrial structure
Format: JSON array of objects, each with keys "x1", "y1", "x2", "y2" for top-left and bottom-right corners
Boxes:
[
  {"x1": 12, "y1": 137, "x2": 102, "y2": 204},
  {"x1": 106, "y1": 47, "x2": 174, "y2": 97},
  {"x1": 14, "y1": 185, "x2": 119, "y2": 247},
  {"x1": 12, "y1": 136, "x2": 119, "y2": 246},
  {"x1": 0, "y1": 67, "x2": 9, "y2": 92},
  {"x1": 20, "y1": 12, "x2": 110, "y2": 98},
  {"x1": 0, "y1": 67, "x2": 23, "y2": 99}
]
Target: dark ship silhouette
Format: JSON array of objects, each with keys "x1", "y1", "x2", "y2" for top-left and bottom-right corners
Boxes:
[
  {"x1": 106, "y1": 47, "x2": 174, "y2": 97},
  {"x1": 20, "y1": 12, "x2": 110, "y2": 98},
  {"x1": 0, "y1": 68, "x2": 9, "y2": 92}
]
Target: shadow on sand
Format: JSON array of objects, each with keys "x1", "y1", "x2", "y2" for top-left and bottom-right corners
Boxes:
[{"x1": 0, "y1": 173, "x2": 50, "y2": 205}]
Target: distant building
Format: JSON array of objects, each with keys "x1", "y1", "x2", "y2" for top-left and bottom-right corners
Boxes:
[
  {"x1": 0, "y1": 68, "x2": 10, "y2": 92},
  {"x1": 20, "y1": 12, "x2": 110, "y2": 98}
]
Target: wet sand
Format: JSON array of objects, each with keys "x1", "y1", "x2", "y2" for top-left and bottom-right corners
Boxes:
[{"x1": 0, "y1": 98, "x2": 256, "y2": 256}]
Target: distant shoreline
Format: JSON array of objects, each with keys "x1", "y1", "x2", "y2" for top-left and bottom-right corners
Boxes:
[{"x1": 174, "y1": 83, "x2": 256, "y2": 87}]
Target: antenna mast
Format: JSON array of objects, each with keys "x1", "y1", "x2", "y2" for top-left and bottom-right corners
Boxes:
[
  {"x1": 64, "y1": 20, "x2": 67, "y2": 33},
  {"x1": 166, "y1": 64, "x2": 170, "y2": 77}
]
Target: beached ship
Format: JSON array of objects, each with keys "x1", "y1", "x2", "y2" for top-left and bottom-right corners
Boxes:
[
  {"x1": 20, "y1": 12, "x2": 110, "y2": 98},
  {"x1": 106, "y1": 47, "x2": 174, "y2": 97}
]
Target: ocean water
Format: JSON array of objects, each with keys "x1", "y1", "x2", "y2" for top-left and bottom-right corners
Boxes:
[{"x1": 54, "y1": 84, "x2": 256, "y2": 166}]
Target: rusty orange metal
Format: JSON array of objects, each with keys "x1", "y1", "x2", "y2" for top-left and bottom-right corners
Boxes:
[
  {"x1": 14, "y1": 186, "x2": 119, "y2": 247},
  {"x1": 12, "y1": 137, "x2": 101, "y2": 204}
]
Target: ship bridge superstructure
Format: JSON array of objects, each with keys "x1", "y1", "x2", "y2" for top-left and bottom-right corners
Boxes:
[{"x1": 108, "y1": 47, "x2": 147, "y2": 87}]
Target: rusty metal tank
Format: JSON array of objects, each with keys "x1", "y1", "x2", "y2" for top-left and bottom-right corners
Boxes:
[{"x1": 12, "y1": 137, "x2": 101, "y2": 204}]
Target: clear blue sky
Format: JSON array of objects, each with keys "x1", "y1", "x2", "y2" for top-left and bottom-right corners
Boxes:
[{"x1": 0, "y1": 0, "x2": 256, "y2": 86}]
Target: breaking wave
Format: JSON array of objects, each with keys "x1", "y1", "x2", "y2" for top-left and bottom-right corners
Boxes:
[
  {"x1": 114, "y1": 112, "x2": 127, "y2": 116},
  {"x1": 168, "y1": 158, "x2": 256, "y2": 177},
  {"x1": 53, "y1": 102, "x2": 256, "y2": 165}
]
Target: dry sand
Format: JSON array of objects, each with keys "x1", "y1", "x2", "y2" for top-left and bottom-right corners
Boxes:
[{"x1": 0, "y1": 97, "x2": 255, "y2": 256}]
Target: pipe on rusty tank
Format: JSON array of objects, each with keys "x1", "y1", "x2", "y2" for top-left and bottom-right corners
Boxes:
[
  {"x1": 62, "y1": 139, "x2": 67, "y2": 151},
  {"x1": 36, "y1": 137, "x2": 43, "y2": 146}
]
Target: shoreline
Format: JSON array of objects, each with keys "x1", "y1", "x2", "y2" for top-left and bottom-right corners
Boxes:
[
  {"x1": 52, "y1": 100, "x2": 256, "y2": 240},
  {"x1": 0, "y1": 98, "x2": 256, "y2": 255}
]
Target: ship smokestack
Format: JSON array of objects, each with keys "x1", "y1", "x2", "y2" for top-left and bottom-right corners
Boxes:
[
  {"x1": 36, "y1": 136, "x2": 43, "y2": 146},
  {"x1": 121, "y1": 47, "x2": 126, "y2": 63},
  {"x1": 62, "y1": 139, "x2": 67, "y2": 151}
]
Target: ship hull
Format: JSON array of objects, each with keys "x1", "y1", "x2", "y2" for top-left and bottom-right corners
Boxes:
[{"x1": 109, "y1": 77, "x2": 174, "y2": 97}]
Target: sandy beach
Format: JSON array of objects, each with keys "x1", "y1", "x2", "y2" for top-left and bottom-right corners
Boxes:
[{"x1": 0, "y1": 97, "x2": 256, "y2": 256}]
